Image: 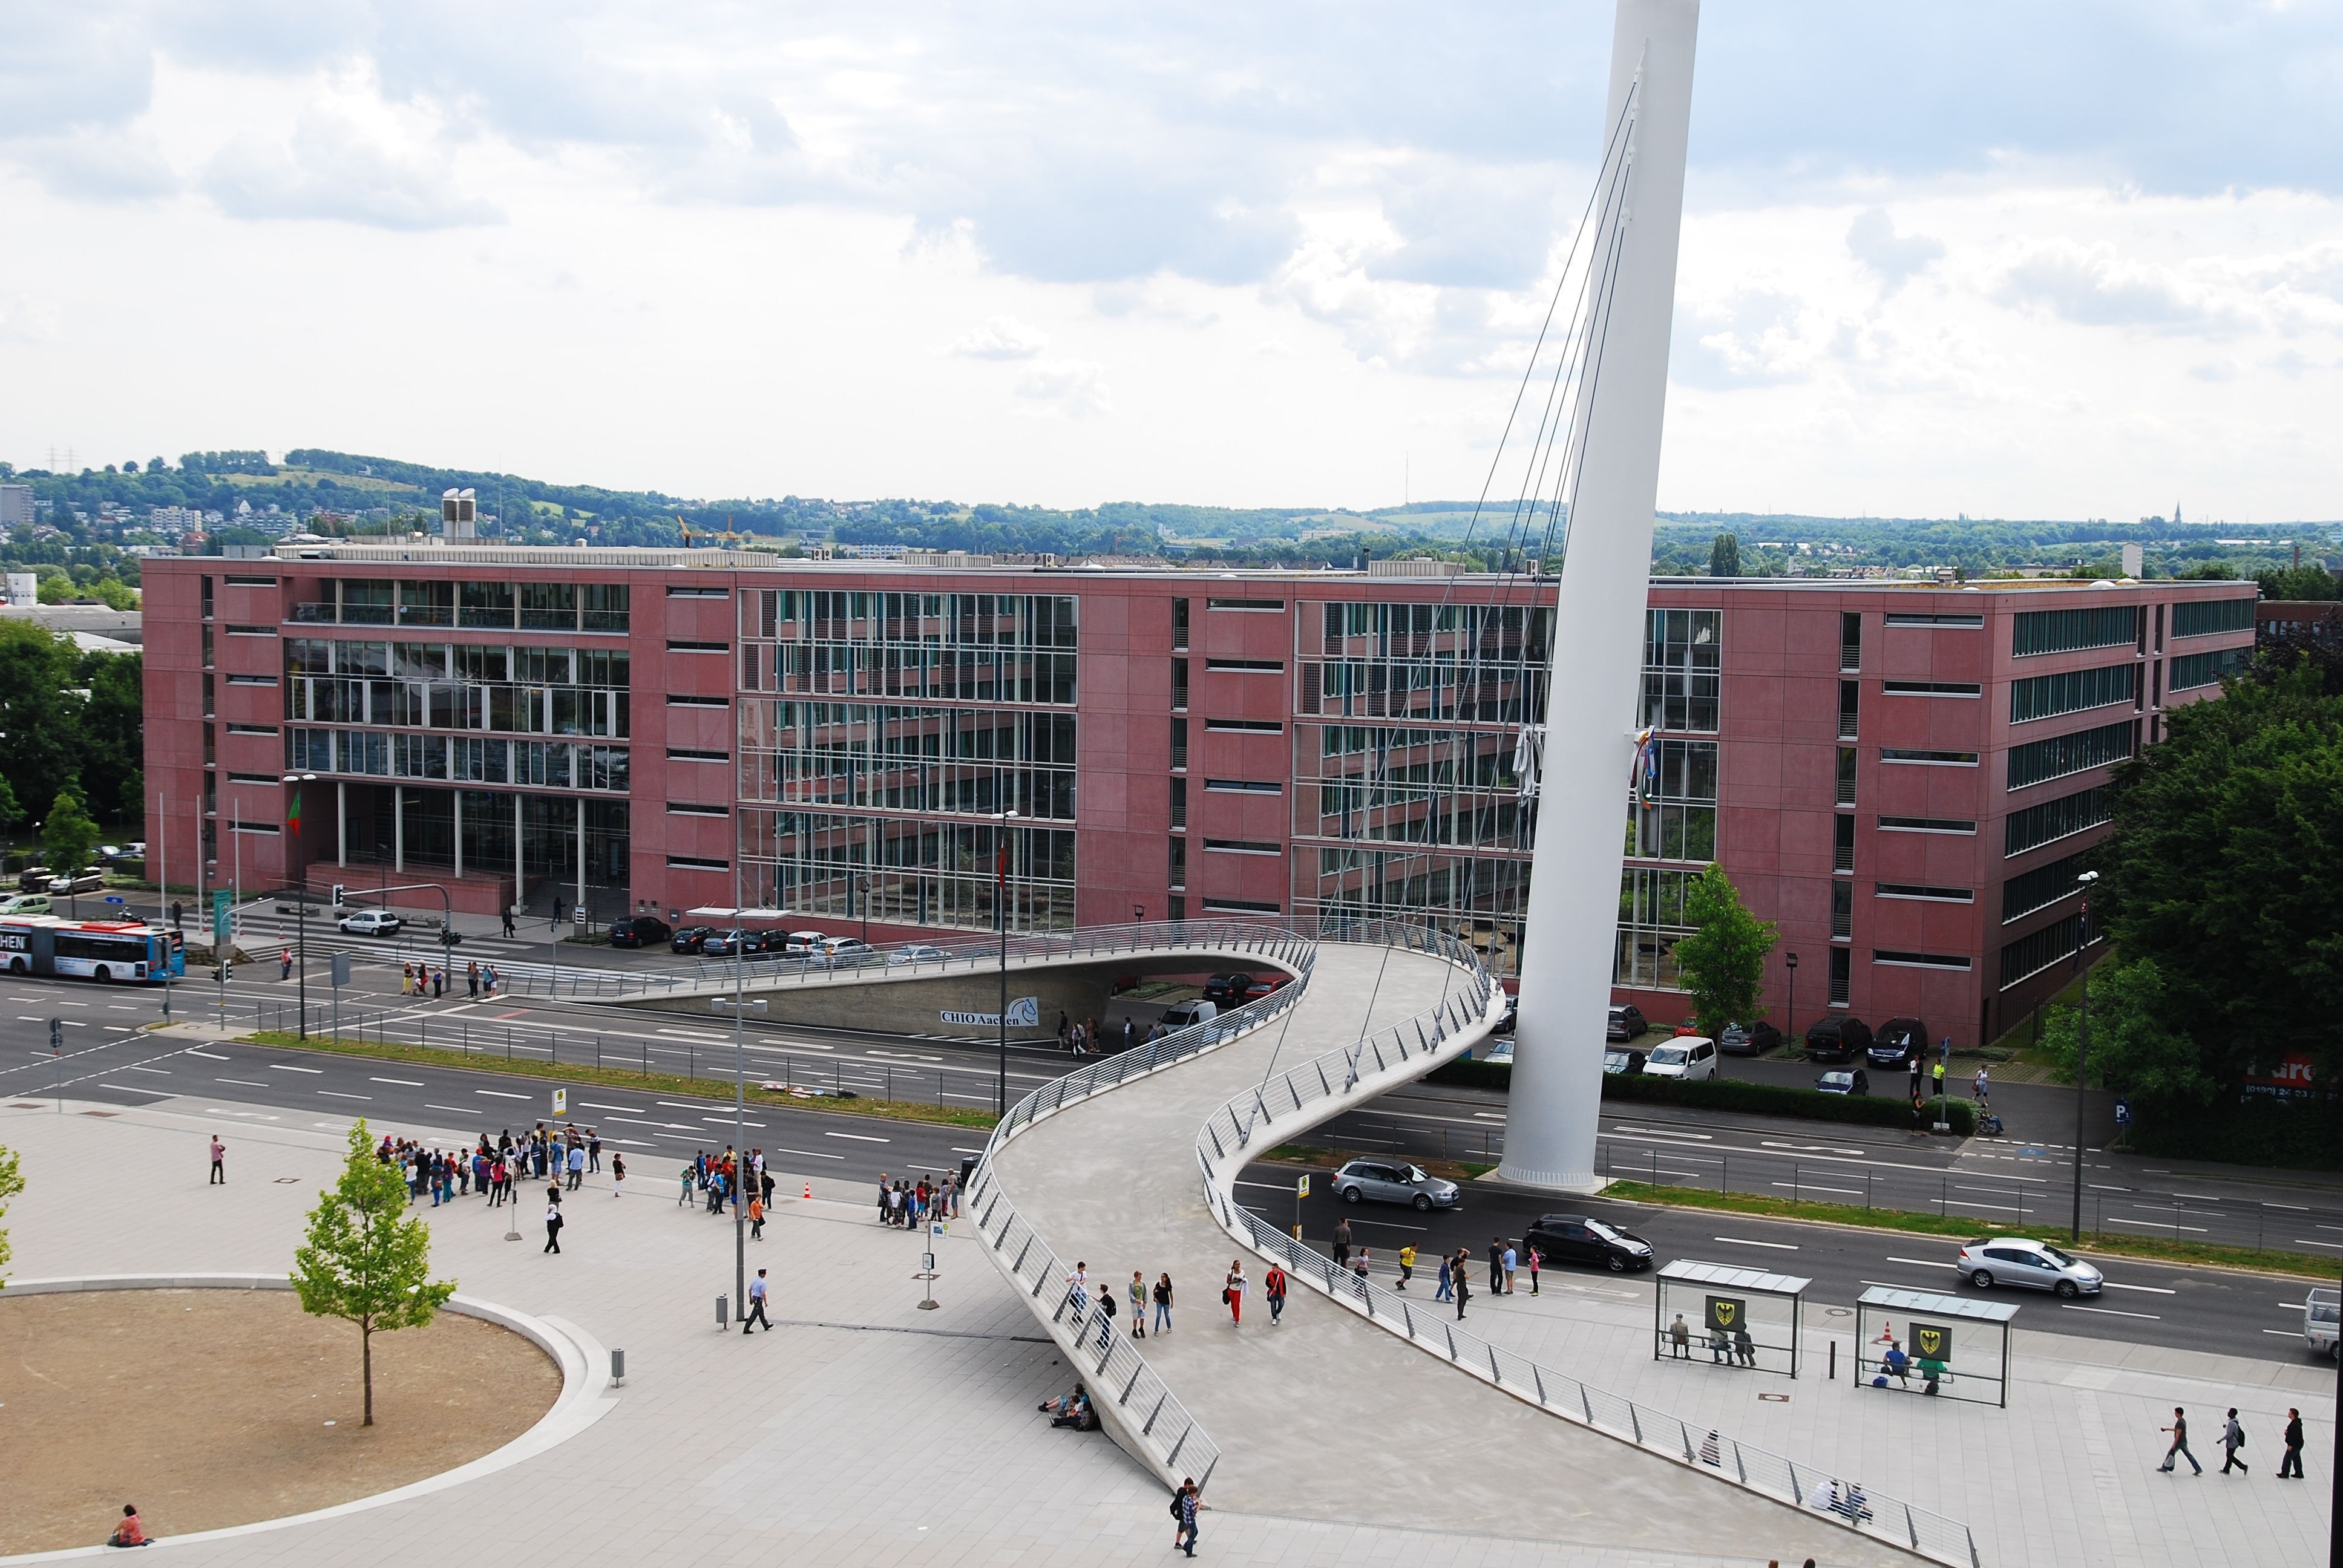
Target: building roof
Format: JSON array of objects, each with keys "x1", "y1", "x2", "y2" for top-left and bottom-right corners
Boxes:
[
  {"x1": 1855, "y1": 1285, "x2": 2019, "y2": 1323},
  {"x1": 1656, "y1": 1258, "x2": 1811, "y2": 1295}
]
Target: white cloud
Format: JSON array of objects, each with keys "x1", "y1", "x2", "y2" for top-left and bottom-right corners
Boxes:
[
  {"x1": 950, "y1": 316, "x2": 1047, "y2": 361},
  {"x1": 1845, "y1": 208, "x2": 1942, "y2": 290},
  {"x1": 1013, "y1": 359, "x2": 1111, "y2": 419},
  {"x1": 202, "y1": 103, "x2": 500, "y2": 229}
]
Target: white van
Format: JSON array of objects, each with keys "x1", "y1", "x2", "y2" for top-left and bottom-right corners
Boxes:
[
  {"x1": 1158, "y1": 999, "x2": 1219, "y2": 1032},
  {"x1": 1640, "y1": 1036, "x2": 1719, "y2": 1082}
]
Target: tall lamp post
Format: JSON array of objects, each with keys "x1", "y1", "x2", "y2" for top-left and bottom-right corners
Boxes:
[
  {"x1": 1783, "y1": 952, "x2": 1799, "y2": 1045},
  {"x1": 2068, "y1": 870, "x2": 2099, "y2": 1243},
  {"x1": 283, "y1": 772, "x2": 317, "y2": 1037},
  {"x1": 990, "y1": 809, "x2": 1018, "y2": 1117}
]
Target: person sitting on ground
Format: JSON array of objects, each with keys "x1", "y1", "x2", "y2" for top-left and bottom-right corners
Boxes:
[
  {"x1": 105, "y1": 1504, "x2": 149, "y2": 1547},
  {"x1": 1039, "y1": 1383, "x2": 1087, "y2": 1419}
]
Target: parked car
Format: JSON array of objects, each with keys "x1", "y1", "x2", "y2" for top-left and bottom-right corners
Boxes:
[
  {"x1": 608, "y1": 915, "x2": 672, "y2": 949},
  {"x1": 122, "y1": 841, "x2": 148, "y2": 860},
  {"x1": 1493, "y1": 993, "x2": 1518, "y2": 1036},
  {"x1": 1236, "y1": 975, "x2": 1287, "y2": 1003},
  {"x1": 1956, "y1": 1237, "x2": 2103, "y2": 1298},
  {"x1": 670, "y1": 925, "x2": 713, "y2": 955},
  {"x1": 1606, "y1": 1004, "x2": 1648, "y2": 1042},
  {"x1": 1602, "y1": 1048, "x2": 1647, "y2": 1076},
  {"x1": 1868, "y1": 1017, "x2": 1928, "y2": 1068},
  {"x1": 701, "y1": 929, "x2": 768, "y2": 958},
  {"x1": 1640, "y1": 1037, "x2": 1718, "y2": 1081},
  {"x1": 888, "y1": 943, "x2": 949, "y2": 965},
  {"x1": 0, "y1": 893, "x2": 52, "y2": 916},
  {"x1": 338, "y1": 909, "x2": 403, "y2": 937},
  {"x1": 1803, "y1": 1015, "x2": 1874, "y2": 1062},
  {"x1": 779, "y1": 931, "x2": 827, "y2": 956},
  {"x1": 1815, "y1": 1068, "x2": 1870, "y2": 1096},
  {"x1": 1158, "y1": 999, "x2": 1219, "y2": 1031},
  {"x1": 96, "y1": 844, "x2": 123, "y2": 863},
  {"x1": 2305, "y1": 1287, "x2": 2340, "y2": 1362},
  {"x1": 1331, "y1": 1158, "x2": 1460, "y2": 1212},
  {"x1": 1524, "y1": 1213, "x2": 1655, "y2": 1274},
  {"x1": 16, "y1": 866, "x2": 53, "y2": 893},
  {"x1": 1483, "y1": 1039, "x2": 1514, "y2": 1065},
  {"x1": 48, "y1": 867, "x2": 105, "y2": 895},
  {"x1": 1202, "y1": 972, "x2": 1261, "y2": 1005},
  {"x1": 1719, "y1": 1019, "x2": 1782, "y2": 1056},
  {"x1": 816, "y1": 935, "x2": 874, "y2": 964}
]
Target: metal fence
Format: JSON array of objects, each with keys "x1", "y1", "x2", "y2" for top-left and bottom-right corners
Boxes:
[
  {"x1": 683, "y1": 919, "x2": 1322, "y2": 993},
  {"x1": 1191, "y1": 972, "x2": 1983, "y2": 1568}
]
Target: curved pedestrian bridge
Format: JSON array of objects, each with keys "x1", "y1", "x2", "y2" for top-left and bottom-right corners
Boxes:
[{"x1": 949, "y1": 920, "x2": 1967, "y2": 1566}]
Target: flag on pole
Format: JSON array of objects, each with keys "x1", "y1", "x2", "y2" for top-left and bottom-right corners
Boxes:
[{"x1": 286, "y1": 786, "x2": 301, "y2": 835}]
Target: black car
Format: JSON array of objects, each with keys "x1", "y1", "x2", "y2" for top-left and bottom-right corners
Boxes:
[
  {"x1": 609, "y1": 915, "x2": 673, "y2": 949},
  {"x1": 1868, "y1": 1016, "x2": 1927, "y2": 1068},
  {"x1": 1524, "y1": 1213, "x2": 1655, "y2": 1274},
  {"x1": 1606, "y1": 1004, "x2": 1648, "y2": 1042},
  {"x1": 1202, "y1": 972, "x2": 1261, "y2": 1005},
  {"x1": 701, "y1": 929, "x2": 768, "y2": 959},
  {"x1": 1493, "y1": 993, "x2": 1518, "y2": 1036},
  {"x1": 1719, "y1": 1019, "x2": 1783, "y2": 1056},
  {"x1": 670, "y1": 926, "x2": 713, "y2": 955},
  {"x1": 1803, "y1": 1015, "x2": 1874, "y2": 1062}
]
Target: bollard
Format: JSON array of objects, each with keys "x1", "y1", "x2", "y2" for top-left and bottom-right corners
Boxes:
[
  {"x1": 611, "y1": 1348, "x2": 626, "y2": 1386},
  {"x1": 1828, "y1": 1339, "x2": 1836, "y2": 1381},
  {"x1": 716, "y1": 1295, "x2": 730, "y2": 1330}
]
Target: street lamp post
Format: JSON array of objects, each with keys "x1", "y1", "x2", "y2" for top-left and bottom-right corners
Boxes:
[
  {"x1": 991, "y1": 809, "x2": 1018, "y2": 1117},
  {"x1": 1784, "y1": 952, "x2": 1799, "y2": 1045},
  {"x1": 2069, "y1": 870, "x2": 2100, "y2": 1243},
  {"x1": 284, "y1": 773, "x2": 317, "y2": 1037}
]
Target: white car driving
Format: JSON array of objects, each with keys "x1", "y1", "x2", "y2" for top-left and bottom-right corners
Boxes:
[
  {"x1": 1640, "y1": 1037, "x2": 1719, "y2": 1081},
  {"x1": 338, "y1": 909, "x2": 404, "y2": 936}
]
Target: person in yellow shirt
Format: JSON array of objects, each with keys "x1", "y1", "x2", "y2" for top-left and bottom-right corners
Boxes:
[{"x1": 1397, "y1": 1244, "x2": 1417, "y2": 1290}]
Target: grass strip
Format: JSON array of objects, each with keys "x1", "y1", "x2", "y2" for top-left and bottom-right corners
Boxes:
[
  {"x1": 1598, "y1": 1179, "x2": 2341, "y2": 1281},
  {"x1": 237, "y1": 1030, "x2": 1001, "y2": 1132}
]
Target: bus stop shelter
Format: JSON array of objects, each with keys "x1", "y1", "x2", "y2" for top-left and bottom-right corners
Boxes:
[
  {"x1": 1855, "y1": 1286, "x2": 2017, "y2": 1408},
  {"x1": 1654, "y1": 1259, "x2": 1809, "y2": 1378}
]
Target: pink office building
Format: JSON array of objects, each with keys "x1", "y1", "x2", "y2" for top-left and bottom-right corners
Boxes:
[{"x1": 141, "y1": 547, "x2": 2255, "y2": 1050}]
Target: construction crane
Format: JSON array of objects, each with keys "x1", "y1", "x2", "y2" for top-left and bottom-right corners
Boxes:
[{"x1": 677, "y1": 513, "x2": 747, "y2": 549}]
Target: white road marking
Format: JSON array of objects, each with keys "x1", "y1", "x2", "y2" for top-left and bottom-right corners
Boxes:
[
  {"x1": 2062, "y1": 1302, "x2": 2160, "y2": 1321},
  {"x1": 579, "y1": 1102, "x2": 644, "y2": 1113},
  {"x1": 218, "y1": 1077, "x2": 268, "y2": 1086},
  {"x1": 269, "y1": 1063, "x2": 324, "y2": 1074},
  {"x1": 824, "y1": 1131, "x2": 890, "y2": 1143},
  {"x1": 1714, "y1": 1235, "x2": 1798, "y2": 1250},
  {"x1": 370, "y1": 1077, "x2": 424, "y2": 1086},
  {"x1": 185, "y1": 1048, "x2": 229, "y2": 1060},
  {"x1": 475, "y1": 1089, "x2": 529, "y2": 1099},
  {"x1": 1886, "y1": 1256, "x2": 1958, "y2": 1269},
  {"x1": 2100, "y1": 1281, "x2": 2176, "y2": 1295},
  {"x1": 317, "y1": 1090, "x2": 370, "y2": 1100}
]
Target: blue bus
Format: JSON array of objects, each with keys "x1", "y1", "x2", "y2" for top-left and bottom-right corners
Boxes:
[{"x1": 0, "y1": 918, "x2": 186, "y2": 984}]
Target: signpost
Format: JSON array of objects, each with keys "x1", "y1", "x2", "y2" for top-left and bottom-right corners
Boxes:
[
  {"x1": 50, "y1": 1018, "x2": 62, "y2": 1111},
  {"x1": 330, "y1": 952, "x2": 351, "y2": 1042},
  {"x1": 1294, "y1": 1174, "x2": 1310, "y2": 1240},
  {"x1": 552, "y1": 1088, "x2": 569, "y2": 1119},
  {"x1": 917, "y1": 1220, "x2": 945, "y2": 1310},
  {"x1": 212, "y1": 888, "x2": 233, "y2": 1026}
]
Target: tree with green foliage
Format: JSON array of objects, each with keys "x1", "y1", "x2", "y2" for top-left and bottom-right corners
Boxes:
[
  {"x1": 290, "y1": 1119, "x2": 458, "y2": 1426},
  {"x1": 41, "y1": 789, "x2": 99, "y2": 879},
  {"x1": 1672, "y1": 864, "x2": 1777, "y2": 1038},
  {"x1": 2037, "y1": 957, "x2": 2207, "y2": 1097},
  {"x1": 0, "y1": 621, "x2": 88, "y2": 820},
  {"x1": 2088, "y1": 665, "x2": 2343, "y2": 1112},
  {"x1": 1708, "y1": 533, "x2": 1740, "y2": 578},
  {"x1": 77, "y1": 652, "x2": 144, "y2": 823},
  {"x1": 2255, "y1": 563, "x2": 2339, "y2": 603},
  {"x1": 0, "y1": 1141, "x2": 22, "y2": 1289}
]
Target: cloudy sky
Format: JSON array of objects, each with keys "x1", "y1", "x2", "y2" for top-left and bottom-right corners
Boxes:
[{"x1": 2, "y1": 1, "x2": 2338, "y2": 520}]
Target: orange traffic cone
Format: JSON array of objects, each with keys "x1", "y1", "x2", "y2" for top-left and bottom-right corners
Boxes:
[{"x1": 802, "y1": 1180, "x2": 813, "y2": 1201}]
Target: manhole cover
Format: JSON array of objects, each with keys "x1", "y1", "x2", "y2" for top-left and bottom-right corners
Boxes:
[{"x1": 81, "y1": 1110, "x2": 119, "y2": 1119}]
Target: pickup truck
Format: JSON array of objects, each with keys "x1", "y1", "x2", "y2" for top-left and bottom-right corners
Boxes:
[{"x1": 2308, "y1": 1287, "x2": 2340, "y2": 1362}]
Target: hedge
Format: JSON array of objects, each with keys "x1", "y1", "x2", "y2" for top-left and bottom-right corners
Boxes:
[
  {"x1": 2119, "y1": 1096, "x2": 2343, "y2": 1171},
  {"x1": 1423, "y1": 1057, "x2": 1976, "y2": 1135}
]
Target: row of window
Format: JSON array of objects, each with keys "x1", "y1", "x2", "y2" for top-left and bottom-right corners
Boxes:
[
  {"x1": 742, "y1": 590, "x2": 1078, "y2": 648},
  {"x1": 736, "y1": 702, "x2": 1079, "y2": 764},
  {"x1": 2001, "y1": 849, "x2": 2090, "y2": 926},
  {"x1": 2012, "y1": 604, "x2": 2136, "y2": 658},
  {"x1": 2007, "y1": 719, "x2": 2134, "y2": 791},
  {"x1": 735, "y1": 809, "x2": 1078, "y2": 935},
  {"x1": 1309, "y1": 601, "x2": 1556, "y2": 663},
  {"x1": 1297, "y1": 659, "x2": 1549, "y2": 724},
  {"x1": 2010, "y1": 661, "x2": 2136, "y2": 725},
  {"x1": 740, "y1": 642, "x2": 1078, "y2": 705},
  {"x1": 2169, "y1": 596, "x2": 2255, "y2": 638},
  {"x1": 283, "y1": 728, "x2": 632, "y2": 791},
  {"x1": 2000, "y1": 910, "x2": 2094, "y2": 990},
  {"x1": 285, "y1": 639, "x2": 631, "y2": 686},
  {"x1": 283, "y1": 678, "x2": 628, "y2": 737},
  {"x1": 2005, "y1": 785, "x2": 2111, "y2": 857},
  {"x1": 2170, "y1": 645, "x2": 2252, "y2": 690},
  {"x1": 293, "y1": 580, "x2": 631, "y2": 632}
]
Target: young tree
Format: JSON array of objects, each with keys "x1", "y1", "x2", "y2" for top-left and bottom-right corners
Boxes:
[
  {"x1": 0, "y1": 1141, "x2": 22, "y2": 1288},
  {"x1": 290, "y1": 1119, "x2": 457, "y2": 1426},
  {"x1": 41, "y1": 789, "x2": 99, "y2": 877},
  {"x1": 1708, "y1": 533, "x2": 1740, "y2": 578},
  {"x1": 1672, "y1": 863, "x2": 1777, "y2": 1038}
]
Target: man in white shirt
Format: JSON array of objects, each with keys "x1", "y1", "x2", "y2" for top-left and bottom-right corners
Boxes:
[{"x1": 743, "y1": 1268, "x2": 772, "y2": 1333}]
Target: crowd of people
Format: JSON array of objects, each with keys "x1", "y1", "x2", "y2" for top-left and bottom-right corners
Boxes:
[
  {"x1": 376, "y1": 1122, "x2": 604, "y2": 1207},
  {"x1": 874, "y1": 1172, "x2": 961, "y2": 1227},
  {"x1": 389, "y1": 958, "x2": 505, "y2": 998}
]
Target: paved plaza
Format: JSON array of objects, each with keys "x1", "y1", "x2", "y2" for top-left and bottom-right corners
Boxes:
[{"x1": 0, "y1": 1070, "x2": 2329, "y2": 1567}]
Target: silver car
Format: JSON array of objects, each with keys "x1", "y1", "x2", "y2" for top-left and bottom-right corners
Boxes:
[
  {"x1": 1956, "y1": 1237, "x2": 2102, "y2": 1298},
  {"x1": 1332, "y1": 1158, "x2": 1459, "y2": 1212}
]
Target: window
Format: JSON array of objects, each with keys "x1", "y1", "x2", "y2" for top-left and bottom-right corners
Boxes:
[
  {"x1": 1641, "y1": 609, "x2": 1721, "y2": 733},
  {"x1": 231, "y1": 821, "x2": 281, "y2": 835},
  {"x1": 2000, "y1": 912, "x2": 2093, "y2": 989},
  {"x1": 225, "y1": 723, "x2": 280, "y2": 736},
  {"x1": 1172, "y1": 658, "x2": 1188, "y2": 710},
  {"x1": 519, "y1": 581, "x2": 577, "y2": 630},
  {"x1": 399, "y1": 581, "x2": 454, "y2": 627},
  {"x1": 2013, "y1": 604, "x2": 2137, "y2": 657},
  {"x1": 667, "y1": 694, "x2": 729, "y2": 708},
  {"x1": 1172, "y1": 597, "x2": 1189, "y2": 649},
  {"x1": 1840, "y1": 611, "x2": 1861, "y2": 672},
  {"x1": 667, "y1": 803, "x2": 729, "y2": 817},
  {"x1": 668, "y1": 748, "x2": 729, "y2": 762},
  {"x1": 1170, "y1": 776, "x2": 1187, "y2": 827},
  {"x1": 1207, "y1": 598, "x2": 1285, "y2": 612},
  {"x1": 1205, "y1": 719, "x2": 1283, "y2": 733},
  {"x1": 1625, "y1": 739, "x2": 1719, "y2": 862},
  {"x1": 1881, "y1": 749, "x2": 1979, "y2": 766},
  {"x1": 666, "y1": 855, "x2": 730, "y2": 871},
  {"x1": 1203, "y1": 897, "x2": 1282, "y2": 914},
  {"x1": 1879, "y1": 817, "x2": 1976, "y2": 835},
  {"x1": 1829, "y1": 947, "x2": 1851, "y2": 1005},
  {"x1": 1836, "y1": 746, "x2": 1858, "y2": 806},
  {"x1": 459, "y1": 581, "x2": 515, "y2": 628},
  {"x1": 226, "y1": 771, "x2": 280, "y2": 785},
  {"x1": 2001, "y1": 851, "x2": 2089, "y2": 924},
  {"x1": 226, "y1": 624, "x2": 277, "y2": 637},
  {"x1": 2010, "y1": 662, "x2": 2135, "y2": 724},
  {"x1": 1883, "y1": 681, "x2": 1981, "y2": 697},
  {"x1": 2005, "y1": 786, "x2": 2111, "y2": 857},
  {"x1": 1168, "y1": 895, "x2": 1186, "y2": 921},
  {"x1": 1831, "y1": 882, "x2": 1852, "y2": 938},
  {"x1": 1884, "y1": 612, "x2": 1983, "y2": 628},
  {"x1": 581, "y1": 583, "x2": 630, "y2": 632},
  {"x1": 201, "y1": 576, "x2": 214, "y2": 618},
  {"x1": 2169, "y1": 647, "x2": 2250, "y2": 691},
  {"x1": 1834, "y1": 813, "x2": 1855, "y2": 872},
  {"x1": 1204, "y1": 658, "x2": 1285, "y2": 673},
  {"x1": 1203, "y1": 839, "x2": 1283, "y2": 855},
  {"x1": 667, "y1": 640, "x2": 729, "y2": 653},
  {"x1": 1615, "y1": 866, "x2": 1694, "y2": 989},
  {"x1": 1170, "y1": 716, "x2": 1188, "y2": 769},
  {"x1": 1876, "y1": 883, "x2": 1973, "y2": 903},
  {"x1": 1874, "y1": 950, "x2": 1971, "y2": 970},
  {"x1": 224, "y1": 575, "x2": 278, "y2": 587},
  {"x1": 2008, "y1": 719, "x2": 2134, "y2": 791},
  {"x1": 1204, "y1": 779, "x2": 1282, "y2": 794},
  {"x1": 667, "y1": 586, "x2": 730, "y2": 599},
  {"x1": 226, "y1": 673, "x2": 277, "y2": 686},
  {"x1": 1168, "y1": 837, "x2": 1186, "y2": 888},
  {"x1": 2169, "y1": 596, "x2": 2255, "y2": 638},
  {"x1": 1837, "y1": 680, "x2": 1860, "y2": 739}
]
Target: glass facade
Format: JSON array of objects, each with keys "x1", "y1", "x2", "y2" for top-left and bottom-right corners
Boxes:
[
  {"x1": 2169, "y1": 596, "x2": 2255, "y2": 638},
  {"x1": 1297, "y1": 601, "x2": 1554, "y2": 722},
  {"x1": 1614, "y1": 866, "x2": 1695, "y2": 988},
  {"x1": 1640, "y1": 609, "x2": 1721, "y2": 733},
  {"x1": 2011, "y1": 604, "x2": 2136, "y2": 658},
  {"x1": 738, "y1": 809, "x2": 1076, "y2": 933},
  {"x1": 736, "y1": 589, "x2": 1078, "y2": 704},
  {"x1": 1616, "y1": 609, "x2": 1723, "y2": 986},
  {"x1": 738, "y1": 701, "x2": 1076, "y2": 820},
  {"x1": 1624, "y1": 739, "x2": 1719, "y2": 862}
]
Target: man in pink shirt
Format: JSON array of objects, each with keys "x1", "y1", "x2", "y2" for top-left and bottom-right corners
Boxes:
[{"x1": 209, "y1": 1136, "x2": 225, "y2": 1185}]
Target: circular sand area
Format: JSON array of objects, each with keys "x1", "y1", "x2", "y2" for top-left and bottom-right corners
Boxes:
[{"x1": 0, "y1": 1287, "x2": 560, "y2": 1554}]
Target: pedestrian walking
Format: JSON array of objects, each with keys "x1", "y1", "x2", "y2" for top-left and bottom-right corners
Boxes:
[
  {"x1": 1668, "y1": 1313, "x2": 1691, "y2": 1359},
  {"x1": 280, "y1": 947, "x2": 293, "y2": 981},
  {"x1": 749, "y1": 1195, "x2": 765, "y2": 1241},
  {"x1": 1265, "y1": 1264, "x2": 1288, "y2": 1324},
  {"x1": 1094, "y1": 1283, "x2": 1116, "y2": 1349},
  {"x1": 2158, "y1": 1407, "x2": 2202, "y2": 1474},
  {"x1": 1453, "y1": 1249, "x2": 1471, "y2": 1321},
  {"x1": 1502, "y1": 1241, "x2": 1518, "y2": 1294},
  {"x1": 681, "y1": 1162, "x2": 697, "y2": 1206},
  {"x1": 610, "y1": 1153, "x2": 626, "y2": 1197},
  {"x1": 588, "y1": 1130, "x2": 601, "y2": 1173},
  {"x1": 1435, "y1": 1253, "x2": 1453, "y2": 1302},
  {"x1": 1972, "y1": 1065, "x2": 1990, "y2": 1105},
  {"x1": 467, "y1": 960, "x2": 480, "y2": 998},
  {"x1": 1527, "y1": 1244, "x2": 1541, "y2": 1296},
  {"x1": 2219, "y1": 1408, "x2": 2248, "y2": 1474},
  {"x1": 1172, "y1": 1477, "x2": 1202, "y2": 1558},
  {"x1": 209, "y1": 1134, "x2": 226, "y2": 1184},
  {"x1": 1397, "y1": 1243, "x2": 1415, "y2": 1290},
  {"x1": 1129, "y1": 1270, "x2": 1148, "y2": 1338},
  {"x1": 742, "y1": 1268, "x2": 772, "y2": 1333},
  {"x1": 1122, "y1": 1018, "x2": 1134, "y2": 1051},
  {"x1": 543, "y1": 1201, "x2": 564, "y2": 1253},
  {"x1": 1488, "y1": 1237, "x2": 1504, "y2": 1293},
  {"x1": 2279, "y1": 1408, "x2": 2304, "y2": 1478},
  {"x1": 1332, "y1": 1217, "x2": 1352, "y2": 1269},
  {"x1": 502, "y1": 908, "x2": 517, "y2": 938},
  {"x1": 1224, "y1": 1261, "x2": 1245, "y2": 1325},
  {"x1": 1153, "y1": 1272, "x2": 1174, "y2": 1333}
]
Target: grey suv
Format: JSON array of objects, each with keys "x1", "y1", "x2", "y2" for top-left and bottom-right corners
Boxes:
[
  {"x1": 1956, "y1": 1237, "x2": 2103, "y2": 1298},
  {"x1": 1331, "y1": 1159, "x2": 1459, "y2": 1212}
]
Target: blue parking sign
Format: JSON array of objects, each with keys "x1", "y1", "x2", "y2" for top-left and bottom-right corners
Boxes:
[{"x1": 2113, "y1": 1096, "x2": 2131, "y2": 1126}]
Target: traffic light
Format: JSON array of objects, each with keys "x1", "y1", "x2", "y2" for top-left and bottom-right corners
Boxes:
[{"x1": 330, "y1": 884, "x2": 345, "y2": 909}]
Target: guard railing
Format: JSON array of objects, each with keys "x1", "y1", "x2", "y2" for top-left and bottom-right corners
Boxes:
[{"x1": 686, "y1": 919, "x2": 1313, "y2": 990}]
